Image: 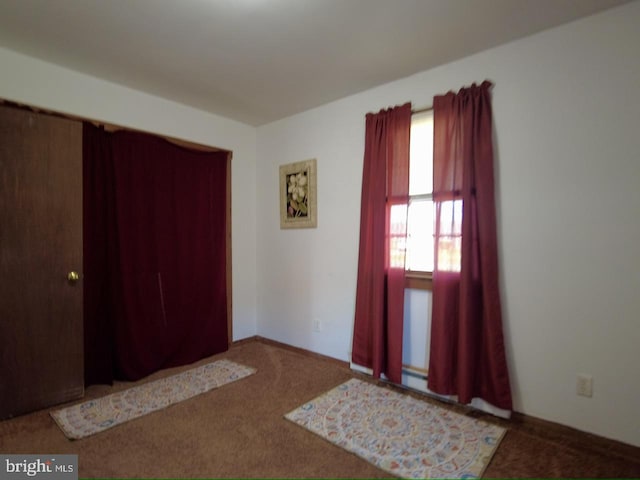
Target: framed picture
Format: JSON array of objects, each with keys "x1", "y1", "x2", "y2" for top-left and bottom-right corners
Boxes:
[{"x1": 280, "y1": 159, "x2": 317, "y2": 229}]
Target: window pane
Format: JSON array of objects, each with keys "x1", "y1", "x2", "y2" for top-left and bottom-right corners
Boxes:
[
  {"x1": 406, "y1": 198, "x2": 434, "y2": 272},
  {"x1": 389, "y1": 204, "x2": 407, "y2": 268},
  {"x1": 438, "y1": 199, "x2": 463, "y2": 236},
  {"x1": 435, "y1": 200, "x2": 462, "y2": 272},
  {"x1": 409, "y1": 111, "x2": 433, "y2": 196},
  {"x1": 436, "y1": 236, "x2": 462, "y2": 272}
]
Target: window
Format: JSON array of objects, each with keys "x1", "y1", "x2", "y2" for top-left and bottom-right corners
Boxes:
[
  {"x1": 389, "y1": 109, "x2": 462, "y2": 289},
  {"x1": 407, "y1": 111, "x2": 435, "y2": 273},
  {"x1": 394, "y1": 110, "x2": 433, "y2": 290}
]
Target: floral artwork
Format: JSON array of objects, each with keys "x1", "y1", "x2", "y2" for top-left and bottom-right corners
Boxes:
[
  {"x1": 280, "y1": 159, "x2": 317, "y2": 229},
  {"x1": 286, "y1": 171, "x2": 309, "y2": 218}
]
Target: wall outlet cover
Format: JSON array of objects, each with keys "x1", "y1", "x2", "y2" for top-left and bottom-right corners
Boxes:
[{"x1": 576, "y1": 374, "x2": 593, "y2": 398}]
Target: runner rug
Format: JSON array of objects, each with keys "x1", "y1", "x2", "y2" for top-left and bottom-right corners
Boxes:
[
  {"x1": 285, "y1": 378, "x2": 506, "y2": 479},
  {"x1": 51, "y1": 359, "x2": 256, "y2": 439}
]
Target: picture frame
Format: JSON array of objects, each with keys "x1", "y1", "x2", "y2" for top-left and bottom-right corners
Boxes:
[{"x1": 280, "y1": 159, "x2": 317, "y2": 229}]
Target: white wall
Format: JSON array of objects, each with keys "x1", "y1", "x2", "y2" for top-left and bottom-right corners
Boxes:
[
  {"x1": 0, "y1": 47, "x2": 258, "y2": 341},
  {"x1": 256, "y1": 1, "x2": 640, "y2": 447}
]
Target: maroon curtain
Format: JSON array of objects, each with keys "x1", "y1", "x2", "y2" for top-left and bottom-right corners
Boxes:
[
  {"x1": 352, "y1": 103, "x2": 411, "y2": 384},
  {"x1": 428, "y1": 81, "x2": 512, "y2": 410},
  {"x1": 83, "y1": 125, "x2": 229, "y2": 383},
  {"x1": 83, "y1": 124, "x2": 115, "y2": 385}
]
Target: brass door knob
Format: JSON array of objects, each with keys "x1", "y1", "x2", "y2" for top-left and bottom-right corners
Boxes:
[{"x1": 67, "y1": 271, "x2": 80, "y2": 283}]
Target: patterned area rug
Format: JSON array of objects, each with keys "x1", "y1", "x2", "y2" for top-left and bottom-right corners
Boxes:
[
  {"x1": 285, "y1": 378, "x2": 506, "y2": 479},
  {"x1": 51, "y1": 359, "x2": 256, "y2": 439}
]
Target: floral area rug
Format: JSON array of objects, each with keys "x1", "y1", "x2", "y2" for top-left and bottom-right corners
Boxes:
[
  {"x1": 285, "y1": 378, "x2": 506, "y2": 479},
  {"x1": 51, "y1": 359, "x2": 255, "y2": 439}
]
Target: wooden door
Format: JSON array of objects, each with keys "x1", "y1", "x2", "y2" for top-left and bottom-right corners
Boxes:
[{"x1": 0, "y1": 104, "x2": 83, "y2": 419}]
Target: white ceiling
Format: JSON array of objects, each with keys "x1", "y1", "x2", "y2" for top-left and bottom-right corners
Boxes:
[{"x1": 0, "y1": 0, "x2": 631, "y2": 126}]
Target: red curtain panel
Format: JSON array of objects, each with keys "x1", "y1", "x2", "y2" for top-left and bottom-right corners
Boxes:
[
  {"x1": 83, "y1": 124, "x2": 115, "y2": 386},
  {"x1": 428, "y1": 81, "x2": 513, "y2": 410},
  {"x1": 83, "y1": 125, "x2": 229, "y2": 383},
  {"x1": 352, "y1": 103, "x2": 411, "y2": 384}
]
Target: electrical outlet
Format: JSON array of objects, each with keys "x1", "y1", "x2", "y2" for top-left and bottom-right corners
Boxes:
[
  {"x1": 576, "y1": 374, "x2": 593, "y2": 398},
  {"x1": 312, "y1": 319, "x2": 322, "y2": 332}
]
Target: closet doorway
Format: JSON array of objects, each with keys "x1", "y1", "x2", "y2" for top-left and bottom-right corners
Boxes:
[{"x1": 1, "y1": 102, "x2": 232, "y2": 418}]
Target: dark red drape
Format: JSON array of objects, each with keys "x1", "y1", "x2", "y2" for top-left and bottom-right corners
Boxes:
[
  {"x1": 83, "y1": 124, "x2": 115, "y2": 385},
  {"x1": 427, "y1": 81, "x2": 512, "y2": 410},
  {"x1": 352, "y1": 103, "x2": 411, "y2": 384},
  {"x1": 83, "y1": 125, "x2": 229, "y2": 383}
]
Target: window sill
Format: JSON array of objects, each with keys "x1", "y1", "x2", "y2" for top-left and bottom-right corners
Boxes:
[{"x1": 405, "y1": 271, "x2": 432, "y2": 291}]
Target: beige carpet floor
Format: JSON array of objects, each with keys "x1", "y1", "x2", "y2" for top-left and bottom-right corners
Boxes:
[{"x1": 1, "y1": 338, "x2": 639, "y2": 478}]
